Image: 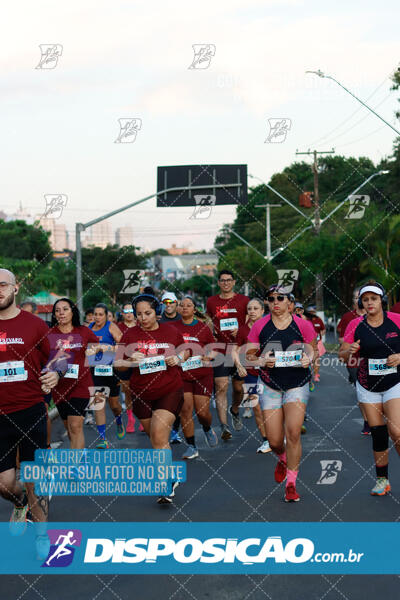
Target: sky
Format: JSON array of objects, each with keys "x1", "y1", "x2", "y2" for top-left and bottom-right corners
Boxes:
[{"x1": 1, "y1": 0, "x2": 400, "y2": 251}]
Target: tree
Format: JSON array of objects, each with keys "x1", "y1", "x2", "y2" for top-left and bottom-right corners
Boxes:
[{"x1": 0, "y1": 220, "x2": 52, "y2": 264}]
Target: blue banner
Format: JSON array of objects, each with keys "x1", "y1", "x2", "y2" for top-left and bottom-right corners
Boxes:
[{"x1": 2, "y1": 522, "x2": 399, "y2": 574}]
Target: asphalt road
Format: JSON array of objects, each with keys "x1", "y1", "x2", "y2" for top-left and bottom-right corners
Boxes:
[{"x1": 2, "y1": 356, "x2": 400, "y2": 599}]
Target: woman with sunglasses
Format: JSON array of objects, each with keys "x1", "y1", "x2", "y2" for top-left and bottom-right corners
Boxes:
[
  {"x1": 246, "y1": 285, "x2": 316, "y2": 502},
  {"x1": 172, "y1": 296, "x2": 219, "y2": 459},
  {"x1": 232, "y1": 298, "x2": 271, "y2": 453},
  {"x1": 117, "y1": 303, "x2": 141, "y2": 433},
  {"x1": 48, "y1": 298, "x2": 99, "y2": 449},
  {"x1": 339, "y1": 281, "x2": 400, "y2": 496},
  {"x1": 116, "y1": 294, "x2": 189, "y2": 504},
  {"x1": 88, "y1": 303, "x2": 125, "y2": 448}
]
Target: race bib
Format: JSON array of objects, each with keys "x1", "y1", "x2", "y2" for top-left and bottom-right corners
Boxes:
[
  {"x1": 220, "y1": 318, "x2": 238, "y2": 331},
  {"x1": 368, "y1": 358, "x2": 397, "y2": 376},
  {"x1": 0, "y1": 361, "x2": 28, "y2": 383},
  {"x1": 181, "y1": 355, "x2": 203, "y2": 372},
  {"x1": 275, "y1": 350, "x2": 302, "y2": 368},
  {"x1": 139, "y1": 356, "x2": 167, "y2": 375},
  {"x1": 65, "y1": 364, "x2": 79, "y2": 379},
  {"x1": 94, "y1": 365, "x2": 113, "y2": 376}
]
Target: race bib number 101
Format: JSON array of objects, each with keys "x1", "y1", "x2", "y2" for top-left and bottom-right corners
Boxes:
[{"x1": 0, "y1": 361, "x2": 28, "y2": 383}]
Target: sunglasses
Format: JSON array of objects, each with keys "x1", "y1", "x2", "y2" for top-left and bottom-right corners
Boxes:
[
  {"x1": 163, "y1": 299, "x2": 176, "y2": 304},
  {"x1": 123, "y1": 309, "x2": 133, "y2": 313},
  {"x1": 267, "y1": 295, "x2": 286, "y2": 303}
]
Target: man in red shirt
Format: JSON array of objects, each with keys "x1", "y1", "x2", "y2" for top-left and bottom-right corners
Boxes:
[
  {"x1": 206, "y1": 270, "x2": 249, "y2": 440},
  {"x1": 0, "y1": 269, "x2": 61, "y2": 560}
]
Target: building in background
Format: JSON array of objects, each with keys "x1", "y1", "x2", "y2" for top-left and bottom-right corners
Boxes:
[
  {"x1": 36, "y1": 217, "x2": 68, "y2": 251},
  {"x1": 115, "y1": 226, "x2": 133, "y2": 247},
  {"x1": 84, "y1": 221, "x2": 113, "y2": 249},
  {"x1": 152, "y1": 253, "x2": 218, "y2": 281},
  {"x1": 168, "y1": 243, "x2": 190, "y2": 256}
]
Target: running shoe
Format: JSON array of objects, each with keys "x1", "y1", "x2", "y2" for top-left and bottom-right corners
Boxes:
[
  {"x1": 182, "y1": 445, "x2": 199, "y2": 460},
  {"x1": 371, "y1": 477, "x2": 391, "y2": 496},
  {"x1": 126, "y1": 413, "x2": 135, "y2": 433},
  {"x1": 9, "y1": 501, "x2": 29, "y2": 536},
  {"x1": 170, "y1": 430, "x2": 182, "y2": 444},
  {"x1": 274, "y1": 460, "x2": 287, "y2": 483},
  {"x1": 301, "y1": 424, "x2": 307, "y2": 434},
  {"x1": 309, "y1": 381, "x2": 315, "y2": 392},
  {"x1": 361, "y1": 422, "x2": 371, "y2": 435},
  {"x1": 230, "y1": 407, "x2": 243, "y2": 431},
  {"x1": 285, "y1": 483, "x2": 300, "y2": 502},
  {"x1": 96, "y1": 439, "x2": 109, "y2": 449},
  {"x1": 314, "y1": 374, "x2": 320, "y2": 382},
  {"x1": 257, "y1": 440, "x2": 272, "y2": 454},
  {"x1": 157, "y1": 481, "x2": 179, "y2": 504},
  {"x1": 116, "y1": 422, "x2": 126, "y2": 439},
  {"x1": 221, "y1": 426, "x2": 232, "y2": 441},
  {"x1": 243, "y1": 407, "x2": 252, "y2": 419},
  {"x1": 84, "y1": 412, "x2": 95, "y2": 426},
  {"x1": 36, "y1": 534, "x2": 51, "y2": 561},
  {"x1": 204, "y1": 427, "x2": 219, "y2": 448}
]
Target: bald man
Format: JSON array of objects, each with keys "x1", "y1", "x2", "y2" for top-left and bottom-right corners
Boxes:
[{"x1": 0, "y1": 269, "x2": 61, "y2": 560}]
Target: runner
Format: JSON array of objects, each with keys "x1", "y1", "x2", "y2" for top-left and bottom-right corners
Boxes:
[
  {"x1": 117, "y1": 302, "x2": 142, "y2": 433},
  {"x1": 160, "y1": 291, "x2": 183, "y2": 443},
  {"x1": 232, "y1": 298, "x2": 271, "y2": 453},
  {"x1": 88, "y1": 303, "x2": 125, "y2": 448},
  {"x1": 206, "y1": 270, "x2": 249, "y2": 440},
  {"x1": 115, "y1": 293, "x2": 189, "y2": 504},
  {"x1": 339, "y1": 281, "x2": 400, "y2": 496},
  {"x1": 84, "y1": 308, "x2": 95, "y2": 327},
  {"x1": 246, "y1": 284, "x2": 316, "y2": 502},
  {"x1": 306, "y1": 306, "x2": 325, "y2": 383},
  {"x1": 48, "y1": 298, "x2": 99, "y2": 450},
  {"x1": 337, "y1": 289, "x2": 369, "y2": 434},
  {"x1": 173, "y1": 296, "x2": 218, "y2": 458},
  {"x1": 0, "y1": 269, "x2": 62, "y2": 559}
]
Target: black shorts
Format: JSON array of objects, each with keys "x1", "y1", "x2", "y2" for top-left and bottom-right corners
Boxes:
[
  {"x1": 56, "y1": 397, "x2": 89, "y2": 421},
  {"x1": 90, "y1": 368, "x2": 120, "y2": 397},
  {"x1": 0, "y1": 402, "x2": 47, "y2": 473},
  {"x1": 116, "y1": 368, "x2": 133, "y2": 382},
  {"x1": 213, "y1": 363, "x2": 237, "y2": 378},
  {"x1": 132, "y1": 388, "x2": 184, "y2": 420}
]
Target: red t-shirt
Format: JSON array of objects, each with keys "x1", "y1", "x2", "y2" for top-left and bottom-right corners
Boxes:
[
  {"x1": 47, "y1": 326, "x2": 98, "y2": 403},
  {"x1": 337, "y1": 310, "x2": 358, "y2": 338},
  {"x1": 172, "y1": 320, "x2": 215, "y2": 381},
  {"x1": 120, "y1": 323, "x2": 185, "y2": 400},
  {"x1": 0, "y1": 311, "x2": 50, "y2": 414},
  {"x1": 236, "y1": 323, "x2": 259, "y2": 377},
  {"x1": 310, "y1": 316, "x2": 325, "y2": 340},
  {"x1": 118, "y1": 322, "x2": 136, "y2": 334},
  {"x1": 206, "y1": 293, "x2": 249, "y2": 351},
  {"x1": 390, "y1": 302, "x2": 400, "y2": 314}
]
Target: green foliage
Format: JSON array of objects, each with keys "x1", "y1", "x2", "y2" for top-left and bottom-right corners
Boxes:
[{"x1": 0, "y1": 220, "x2": 52, "y2": 264}]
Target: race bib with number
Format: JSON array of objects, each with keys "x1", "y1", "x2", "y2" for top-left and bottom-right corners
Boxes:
[
  {"x1": 275, "y1": 350, "x2": 302, "y2": 368},
  {"x1": 368, "y1": 358, "x2": 397, "y2": 376},
  {"x1": 0, "y1": 361, "x2": 28, "y2": 383},
  {"x1": 139, "y1": 356, "x2": 167, "y2": 375},
  {"x1": 94, "y1": 365, "x2": 113, "y2": 376},
  {"x1": 181, "y1": 355, "x2": 203, "y2": 372},
  {"x1": 220, "y1": 318, "x2": 238, "y2": 331},
  {"x1": 65, "y1": 364, "x2": 79, "y2": 379}
]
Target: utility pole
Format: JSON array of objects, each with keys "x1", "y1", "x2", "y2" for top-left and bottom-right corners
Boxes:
[
  {"x1": 255, "y1": 204, "x2": 282, "y2": 260},
  {"x1": 295, "y1": 148, "x2": 335, "y2": 311}
]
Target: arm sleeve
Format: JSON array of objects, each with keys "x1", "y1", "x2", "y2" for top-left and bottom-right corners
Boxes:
[
  {"x1": 247, "y1": 316, "x2": 270, "y2": 344},
  {"x1": 387, "y1": 312, "x2": 400, "y2": 329},
  {"x1": 294, "y1": 315, "x2": 317, "y2": 343},
  {"x1": 343, "y1": 317, "x2": 362, "y2": 344}
]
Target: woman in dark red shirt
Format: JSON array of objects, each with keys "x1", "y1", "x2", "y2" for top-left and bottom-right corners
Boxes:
[
  {"x1": 173, "y1": 296, "x2": 219, "y2": 459},
  {"x1": 117, "y1": 302, "x2": 140, "y2": 433},
  {"x1": 116, "y1": 294, "x2": 189, "y2": 503},
  {"x1": 49, "y1": 298, "x2": 99, "y2": 449}
]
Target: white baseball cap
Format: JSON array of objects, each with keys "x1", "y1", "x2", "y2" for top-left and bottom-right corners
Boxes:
[{"x1": 161, "y1": 292, "x2": 178, "y2": 302}]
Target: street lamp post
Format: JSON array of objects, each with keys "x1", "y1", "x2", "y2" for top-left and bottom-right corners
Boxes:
[{"x1": 255, "y1": 203, "x2": 282, "y2": 260}]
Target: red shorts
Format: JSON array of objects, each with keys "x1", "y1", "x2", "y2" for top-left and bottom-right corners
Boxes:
[
  {"x1": 183, "y1": 373, "x2": 213, "y2": 397},
  {"x1": 132, "y1": 388, "x2": 184, "y2": 420}
]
